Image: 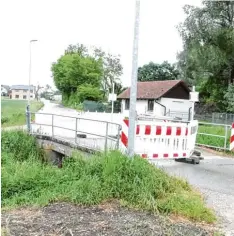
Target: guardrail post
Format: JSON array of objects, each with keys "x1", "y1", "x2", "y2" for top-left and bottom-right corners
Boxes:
[
  {"x1": 75, "y1": 118, "x2": 78, "y2": 143},
  {"x1": 104, "y1": 122, "x2": 109, "y2": 154},
  {"x1": 116, "y1": 125, "x2": 121, "y2": 150},
  {"x1": 26, "y1": 105, "x2": 31, "y2": 133},
  {"x1": 52, "y1": 114, "x2": 54, "y2": 138},
  {"x1": 224, "y1": 124, "x2": 228, "y2": 150}
]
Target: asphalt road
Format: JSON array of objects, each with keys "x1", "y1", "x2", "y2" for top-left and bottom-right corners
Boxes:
[{"x1": 36, "y1": 100, "x2": 234, "y2": 235}]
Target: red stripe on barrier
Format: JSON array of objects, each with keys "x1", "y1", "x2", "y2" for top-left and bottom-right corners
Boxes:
[
  {"x1": 153, "y1": 154, "x2": 158, "y2": 158},
  {"x1": 231, "y1": 134, "x2": 234, "y2": 144},
  {"x1": 123, "y1": 119, "x2": 129, "y2": 127},
  {"x1": 121, "y1": 132, "x2": 128, "y2": 147},
  {"x1": 156, "y1": 126, "x2": 162, "y2": 135},
  {"x1": 166, "y1": 126, "x2": 172, "y2": 135},
  {"x1": 142, "y1": 154, "x2": 147, "y2": 158},
  {"x1": 183, "y1": 153, "x2": 186, "y2": 157},
  {"x1": 163, "y1": 153, "x2": 169, "y2": 158},
  {"x1": 176, "y1": 127, "x2": 181, "y2": 136},
  {"x1": 136, "y1": 125, "x2": 140, "y2": 135},
  {"x1": 145, "y1": 125, "x2": 151, "y2": 135},
  {"x1": 173, "y1": 153, "x2": 178, "y2": 157},
  {"x1": 185, "y1": 128, "x2": 188, "y2": 136},
  {"x1": 232, "y1": 123, "x2": 234, "y2": 129}
]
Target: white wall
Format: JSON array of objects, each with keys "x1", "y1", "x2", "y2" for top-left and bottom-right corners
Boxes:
[{"x1": 160, "y1": 97, "x2": 191, "y2": 114}]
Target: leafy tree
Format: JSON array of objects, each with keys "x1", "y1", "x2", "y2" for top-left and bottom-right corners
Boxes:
[
  {"x1": 137, "y1": 61, "x2": 179, "y2": 82},
  {"x1": 51, "y1": 52, "x2": 103, "y2": 98},
  {"x1": 177, "y1": 1, "x2": 234, "y2": 110},
  {"x1": 94, "y1": 47, "x2": 123, "y2": 97},
  {"x1": 77, "y1": 84, "x2": 102, "y2": 102},
  {"x1": 224, "y1": 84, "x2": 234, "y2": 113}
]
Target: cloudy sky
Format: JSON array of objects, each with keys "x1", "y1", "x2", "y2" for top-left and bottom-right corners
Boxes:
[{"x1": 1, "y1": 0, "x2": 202, "y2": 88}]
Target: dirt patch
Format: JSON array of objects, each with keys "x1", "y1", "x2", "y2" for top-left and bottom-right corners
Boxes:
[{"x1": 1, "y1": 202, "x2": 216, "y2": 236}]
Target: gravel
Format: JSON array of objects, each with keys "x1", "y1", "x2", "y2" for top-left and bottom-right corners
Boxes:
[{"x1": 1, "y1": 202, "x2": 216, "y2": 236}]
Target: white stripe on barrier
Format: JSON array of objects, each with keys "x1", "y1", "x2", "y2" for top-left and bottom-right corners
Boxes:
[{"x1": 230, "y1": 123, "x2": 234, "y2": 151}]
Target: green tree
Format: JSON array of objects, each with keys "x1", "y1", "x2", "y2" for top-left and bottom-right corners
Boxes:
[
  {"x1": 177, "y1": 1, "x2": 234, "y2": 110},
  {"x1": 224, "y1": 84, "x2": 234, "y2": 113},
  {"x1": 137, "y1": 61, "x2": 179, "y2": 82},
  {"x1": 51, "y1": 51, "x2": 103, "y2": 102},
  {"x1": 77, "y1": 84, "x2": 102, "y2": 102},
  {"x1": 94, "y1": 47, "x2": 123, "y2": 98}
]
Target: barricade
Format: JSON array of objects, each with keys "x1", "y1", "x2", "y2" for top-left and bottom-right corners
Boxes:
[
  {"x1": 230, "y1": 123, "x2": 234, "y2": 151},
  {"x1": 121, "y1": 119, "x2": 198, "y2": 159}
]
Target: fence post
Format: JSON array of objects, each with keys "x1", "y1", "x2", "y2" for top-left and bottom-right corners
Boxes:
[
  {"x1": 52, "y1": 114, "x2": 54, "y2": 138},
  {"x1": 224, "y1": 124, "x2": 228, "y2": 150},
  {"x1": 116, "y1": 125, "x2": 121, "y2": 150},
  {"x1": 104, "y1": 122, "x2": 109, "y2": 154},
  {"x1": 26, "y1": 105, "x2": 31, "y2": 133},
  {"x1": 75, "y1": 118, "x2": 78, "y2": 143}
]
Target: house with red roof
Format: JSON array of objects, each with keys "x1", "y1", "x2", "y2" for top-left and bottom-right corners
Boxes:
[{"x1": 117, "y1": 80, "x2": 193, "y2": 119}]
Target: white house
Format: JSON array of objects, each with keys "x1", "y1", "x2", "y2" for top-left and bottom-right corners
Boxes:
[
  {"x1": 10, "y1": 85, "x2": 36, "y2": 100},
  {"x1": 118, "y1": 80, "x2": 193, "y2": 120}
]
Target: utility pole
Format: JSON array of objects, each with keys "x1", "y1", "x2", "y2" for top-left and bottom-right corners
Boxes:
[{"x1": 128, "y1": 0, "x2": 140, "y2": 157}]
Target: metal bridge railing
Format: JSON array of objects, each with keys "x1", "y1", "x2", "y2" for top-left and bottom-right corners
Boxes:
[
  {"x1": 28, "y1": 112, "x2": 121, "y2": 153},
  {"x1": 196, "y1": 122, "x2": 232, "y2": 150}
]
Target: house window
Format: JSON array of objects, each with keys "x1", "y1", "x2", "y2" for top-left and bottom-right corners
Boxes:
[
  {"x1": 15, "y1": 95, "x2": 19, "y2": 99},
  {"x1": 23, "y1": 95, "x2": 27, "y2": 99},
  {"x1": 30, "y1": 95, "x2": 33, "y2": 98},
  {"x1": 125, "y1": 99, "x2": 130, "y2": 110},
  {"x1": 147, "y1": 100, "x2": 154, "y2": 111}
]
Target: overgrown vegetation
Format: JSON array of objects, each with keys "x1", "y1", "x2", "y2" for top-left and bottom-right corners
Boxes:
[
  {"x1": 1, "y1": 99, "x2": 43, "y2": 127},
  {"x1": 1, "y1": 130, "x2": 216, "y2": 223}
]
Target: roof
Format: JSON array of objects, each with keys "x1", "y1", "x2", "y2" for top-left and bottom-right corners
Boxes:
[
  {"x1": 11, "y1": 85, "x2": 35, "y2": 90},
  {"x1": 118, "y1": 80, "x2": 190, "y2": 99}
]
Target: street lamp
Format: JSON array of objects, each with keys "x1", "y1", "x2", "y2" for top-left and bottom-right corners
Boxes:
[
  {"x1": 128, "y1": 0, "x2": 140, "y2": 157},
  {"x1": 26, "y1": 39, "x2": 38, "y2": 133},
  {"x1": 28, "y1": 39, "x2": 38, "y2": 106}
]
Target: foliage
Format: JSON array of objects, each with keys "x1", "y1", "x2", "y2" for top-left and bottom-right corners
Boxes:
[
  {"x1": 177, "y1": 1, "x2": 234, "y2": 110},
  {"x1": 77, "y1": 84, "x2": 102, "y2": 103},
  {"x1": 1, "y1": 131, "x2": 215, "y2": 223},
  {"x1": 51, "y1": 53, "x2": 103, "y2": 96},
  {"x1": 224, "y1": 84, "x2": 234, "y2": 113},
  {"x1": 138, "y1": 61, "x2": 179, "y2": 82},
  {"x1": 1, "y1": 99, "x2": 43, "y2": 127},
  {"x1": 94, "y1": 47, "x2": 123, "y2": 97}
]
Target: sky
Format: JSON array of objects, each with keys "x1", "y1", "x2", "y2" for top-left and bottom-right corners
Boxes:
[{"x1": 0, "y1": 0, "x2": 202, "y2": 88}]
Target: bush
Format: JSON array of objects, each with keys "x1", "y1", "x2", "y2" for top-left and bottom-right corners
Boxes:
[
  {"x1": 1, "y1": 116, "x2": 9, "y2": 124},
  {"x1": 1, "y1": 130, "x2": 44, "y2": 163}
]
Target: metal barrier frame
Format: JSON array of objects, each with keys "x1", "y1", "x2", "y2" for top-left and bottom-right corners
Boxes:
[{"x1": 196, "y1": 122, "x2": 231, "y2": 150}]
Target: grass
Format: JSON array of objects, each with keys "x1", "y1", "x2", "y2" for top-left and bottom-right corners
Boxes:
[
  {"x1": 1, "y1": 130, "x2": 216, "y2": 223},
  {"x1": 196, "y1": 123, "x2": 231, "y2": 150},
  {"x1": 1, "y1": 99, "x2": 43, "y2": 127}
]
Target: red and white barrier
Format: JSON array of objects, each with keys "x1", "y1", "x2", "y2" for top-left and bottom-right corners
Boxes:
[
  {"x1": 230, "y1": 123, "x2": 234, "y2": 151},
  {"x1": 121, "y1": 119, "x2": 198, "y2": 159}
]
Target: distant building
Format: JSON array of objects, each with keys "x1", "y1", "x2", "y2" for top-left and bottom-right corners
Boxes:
[
  {"x1": 10, "y1": 85, "x2": 35, "y2": 100},
  {"x1": 1, "y1": 85, "x2": 10, "y2": 96}
]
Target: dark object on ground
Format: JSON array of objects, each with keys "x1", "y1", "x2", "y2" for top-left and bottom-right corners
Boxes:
[
  {"x1": 1, "y1": 202, "x2": 213, "y2": 236},
  {"x1": 77, "y1": 133, "x2": 87, "y2": 138}
]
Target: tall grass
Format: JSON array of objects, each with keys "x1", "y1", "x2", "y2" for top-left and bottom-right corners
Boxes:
[{"x1": 1, "y1": 130, "x2": 216, "y2": 223}]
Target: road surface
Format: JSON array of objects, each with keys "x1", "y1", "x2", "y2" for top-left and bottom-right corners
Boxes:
[{"x1": 35, "y1": 101, "x2": 234, "y2": 235}]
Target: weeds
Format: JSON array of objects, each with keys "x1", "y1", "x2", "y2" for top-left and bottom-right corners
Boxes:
[{"x1": 1, "y1": 131, "x2": 216, "y2": 223}]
